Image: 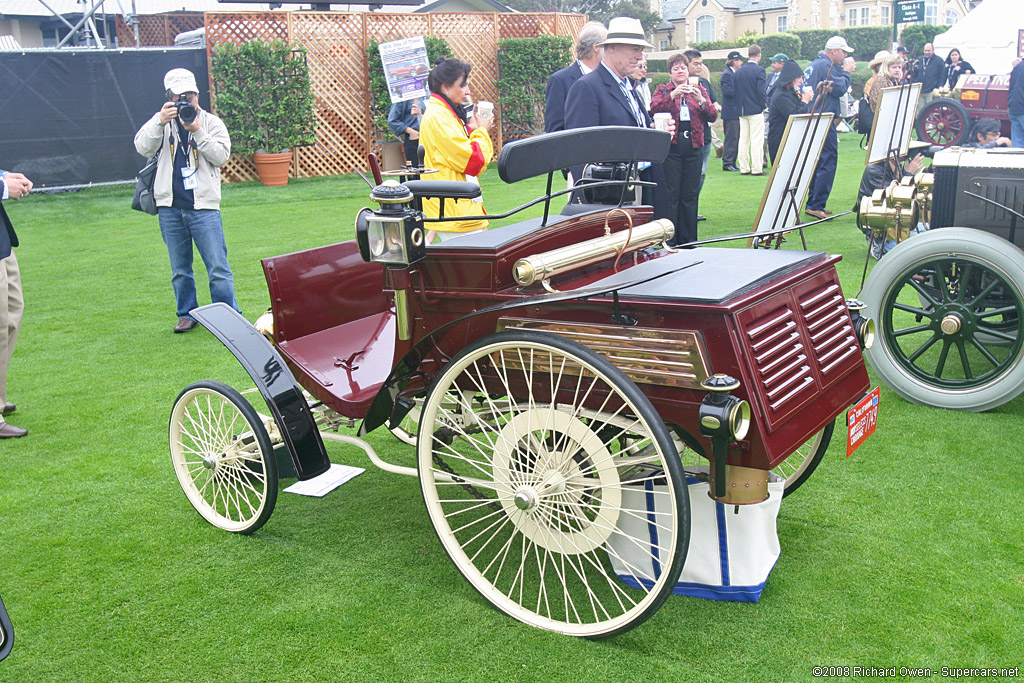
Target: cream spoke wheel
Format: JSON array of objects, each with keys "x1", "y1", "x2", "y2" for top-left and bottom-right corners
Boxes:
[
  {"x1": 419, "y1": 331, "x2": 689, "y2": 638},
  {"x1": 170, "y1": 381, "x2": 278, "y2": 534},
  {"x1": 771, "y1": 421, "x2": 834, "y2": 497}
]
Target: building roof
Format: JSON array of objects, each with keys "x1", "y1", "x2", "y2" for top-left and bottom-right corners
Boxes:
[
  {"x1": 0, "y1": 0, "x2": 283, "y2": 18},
  {"x1": 413, "y1": 0, "x2": 510, "y2": 11}
]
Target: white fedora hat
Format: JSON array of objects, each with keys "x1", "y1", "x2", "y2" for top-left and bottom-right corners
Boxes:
[{"x1": 598, "y1": 17, "x2": 654, "y2": 49}]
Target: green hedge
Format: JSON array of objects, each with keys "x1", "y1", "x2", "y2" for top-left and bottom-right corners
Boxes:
[
  {"x1": 901, "y1": 24, "x2": 950, "y2": 55},
  {"x1": 497, "y1": 35, "x2": 573, "y2": 137},
  {"x1": 366, "y1": 36, "x2": 450, "y2": 142},
  {"x1": 649, "y1": 72, "x2": 671, "y2": 89},
  {"x1": 759, "y1": 33, "x2": 802, "y2": 61},
  {"x1": 692, "y1": 39, "x2": 736, "y2": 52},
  {"x1": 788, "y1": 26, "x2": 891, "y2": 61}
]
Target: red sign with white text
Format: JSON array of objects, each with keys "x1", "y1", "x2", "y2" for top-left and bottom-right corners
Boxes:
[{"x1": 846, "y1": 387, "x2": 880, "y2": 457}]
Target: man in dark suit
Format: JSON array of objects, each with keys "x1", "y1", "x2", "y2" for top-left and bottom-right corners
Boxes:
[
  {"x1": 564, "y1": 17, "x2": 670, "y2": 222},
  {"x1": 720, "y1": 51, "x2": 742, "y2": 172},
  {"x1": 0, "y1": 168, "x2": 31, "y2": 438},
  {"x1": 735, "y1": 44, "x2": 767, "y2": 175},
  {"x1": 913, "y1": 43, "x2": 946, "y2": 116},
  {"x1": 545, "y1": 21, "x2": 607, "y2": 134}
]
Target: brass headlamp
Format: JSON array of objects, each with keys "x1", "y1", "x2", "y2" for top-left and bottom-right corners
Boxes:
[{"x1": 857, "y1": 180, "x2": 919, "y2": 244}]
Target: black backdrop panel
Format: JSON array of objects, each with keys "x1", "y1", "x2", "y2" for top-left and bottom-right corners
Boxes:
[{"x1": 0, "y1": 48, "x2": 210, "y2": 188}]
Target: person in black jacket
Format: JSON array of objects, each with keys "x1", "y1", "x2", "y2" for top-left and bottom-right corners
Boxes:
[
  {"x1": 735, "y1": 44, "x2": 767, "y2": 174},
  {"x1": 544, "y1": 21, "x2": 607, "y2": 134},
  {"x1": 1010, "y1": 58, "x2": 1024, "y2": 147},
  {"x1": 913, "y1": 43, "x2": 946, "y2": 115},
  {"x1": 720, "y1": 51, "x2": 742, "y2": 171},
  {"x1": 0, "y1": 168, "x2": 31, "y2": 439},
  {"x1": 684, "y1": 48, "x2": 718, "y2": 218},
  {"x1": 767, "y1": 61, "x2": 814, "y2": 165},
  {"x1": 944, "y1": 48, "x2": 974, "y2": 89}
]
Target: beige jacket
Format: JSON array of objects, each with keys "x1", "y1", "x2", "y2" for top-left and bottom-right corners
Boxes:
[{"x1": 134, "y1": 109, "x2": 231, "y2": 210}]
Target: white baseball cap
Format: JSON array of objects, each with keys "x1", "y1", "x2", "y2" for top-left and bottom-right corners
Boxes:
[
  {"x1": 164, "y1": 68, "x2": 199, "y2": 95},
  {"x1": 824, "y1": 36, "x2": 854, "y2": 53}
]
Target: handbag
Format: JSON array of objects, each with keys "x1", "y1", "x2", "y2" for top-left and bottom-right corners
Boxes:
[
  {"x1": 607, "y1": 467, "x2": 784, "y2": 602},
  {"x1": 131, "y1": 151, "x2": 159, "y2": 215}
]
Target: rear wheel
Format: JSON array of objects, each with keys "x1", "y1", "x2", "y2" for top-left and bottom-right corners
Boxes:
[
  {"x1": 418, "y1": 331, "x2": 689, "y2": 638},
  {"x1": 915, "y1": 98, "x2": 970, "y2": 147},
  {"x1": 170, "y1": 380, "x2": 278, "y2": 533}
]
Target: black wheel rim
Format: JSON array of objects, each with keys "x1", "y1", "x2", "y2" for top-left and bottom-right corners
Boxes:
[{"x1": 881, "y1": 256, "x2": 1024, "y2": 390}]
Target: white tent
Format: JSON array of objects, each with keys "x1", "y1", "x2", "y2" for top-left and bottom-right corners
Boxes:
[{"x1": 933, "y1": 0, "x2": 1024, "y2": 76}]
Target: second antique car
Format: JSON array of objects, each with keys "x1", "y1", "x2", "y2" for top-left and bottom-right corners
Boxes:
[
  {"x1": 916, "y1": 72, "x2": 1012, "y2": 147},
  {"x1": 168, "y1": 126, "x2": 873, "y2": 638}
]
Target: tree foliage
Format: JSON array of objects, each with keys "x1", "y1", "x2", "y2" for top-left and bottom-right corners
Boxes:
[
  {"x1": 900, "y1": 24, "x2": 950, "y2": 56},
  {"x1": 497, "y1": 35, "x2": 572, "y2": 138},
  {"x1": 210, "y1": 40, "x2": 316, "y2": 156}
]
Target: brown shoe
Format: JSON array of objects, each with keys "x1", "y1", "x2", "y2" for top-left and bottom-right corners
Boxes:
[
  {"x1": 805, "y1": 209, "x2": 829, "y2": 220},
  {"x1": 0, "y1": 421, "x2": 27, "y2": 438},
  {"x1": 174, "y1": 318, "x2": 198, "y2": 334},
  {"x1": 715, "y1": 146, "x2": 724, "y2": 159},
  {"x1": 1, "y1": 402, "x2": 14, "y2": 415},
  {"x1": 823, "y1": 209, "x2": 834, "y2": 215}
]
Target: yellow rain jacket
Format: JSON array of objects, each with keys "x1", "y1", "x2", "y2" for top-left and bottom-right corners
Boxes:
[{"x1": 420, "y1": 94, "x2": 493, "y2": 233}]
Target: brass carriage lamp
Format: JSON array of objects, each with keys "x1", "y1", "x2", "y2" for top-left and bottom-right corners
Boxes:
[
  {"x1": 846, "y1": 299, "x2": 875, "y2": 350},
  {"x1": 698, "y1": 374, "x2": 755, "y2": 503},
  {"x1": 356, "y1": 180, "x2": 426, "y2": 267}
]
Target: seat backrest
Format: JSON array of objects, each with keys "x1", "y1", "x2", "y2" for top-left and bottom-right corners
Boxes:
[
  {"x1": 497, "y1": 126, "x2": 671, "y2": 183},
  {"x1": 262, "y1": 241, "x2": 389, "y2": 342}
]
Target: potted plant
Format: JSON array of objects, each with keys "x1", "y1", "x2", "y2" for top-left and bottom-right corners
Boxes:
[{"x1": 210, "y1": 39, "x2": 316, "y2": 186}]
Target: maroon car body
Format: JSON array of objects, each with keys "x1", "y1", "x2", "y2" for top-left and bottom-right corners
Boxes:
[{"x1": 916, "y1": 73, "x2": 1012, "y2": 146}]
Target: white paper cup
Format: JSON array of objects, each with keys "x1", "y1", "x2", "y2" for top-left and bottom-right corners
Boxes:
[
  {"x1": 653, "y1": 113, "x2": 672, "y2": 132},
  {"x1": 688, "y1": 76, "x2": 699, "y2": 85},
  {"x1": 476, "y1": 101, "x2": 494, "y2": 118}
]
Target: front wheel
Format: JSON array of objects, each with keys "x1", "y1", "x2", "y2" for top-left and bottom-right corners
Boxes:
[
  {"x1": 170, "y1": 380, "x2": 279, "y2": 533},
  {"x1": 862, "y1": 228, "x2": 1024, "y2": 411},
  {"x1": 418, "y1": 331, "x2": 690, "y2": 638},
  {"x1": 915, "y1": 97, "x2": 970, "y2": 147}
]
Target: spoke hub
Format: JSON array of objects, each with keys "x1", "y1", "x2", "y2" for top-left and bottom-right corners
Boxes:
[
  {"x1": 513, "y1": 486, "x2": 539, "y2": 512},
  {"x1": 940, "y1": 313, "x2": 962, "y2": 335},
  {"x1": 203, "y1": 455, "x2": 219, "y2": 470}
]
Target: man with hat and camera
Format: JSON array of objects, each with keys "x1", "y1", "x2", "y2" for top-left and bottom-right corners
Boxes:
[
  {"x1": 134, "y1": 68, "x2": 239, "y2": 334},
  {"x1": 564, "y1": 17, "x2": 670, "y2": 225}
]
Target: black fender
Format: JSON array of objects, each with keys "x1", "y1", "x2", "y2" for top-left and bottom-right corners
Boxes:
[
  {"x1": 0, "y1": 592, "x2": 12, "y2": 662},
  {"x1": 190, "y1": 303, "x2": 330, "y2": 480}
]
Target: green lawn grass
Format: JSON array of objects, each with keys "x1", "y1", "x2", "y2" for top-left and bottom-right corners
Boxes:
[{"x1": 0, "y1": 134, "x2": 1021, "y2": 681}]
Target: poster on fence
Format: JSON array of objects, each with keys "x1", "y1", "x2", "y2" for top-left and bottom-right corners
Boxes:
[{"x1": 380, "y1": 36, "x2": 430, "y2": 103}]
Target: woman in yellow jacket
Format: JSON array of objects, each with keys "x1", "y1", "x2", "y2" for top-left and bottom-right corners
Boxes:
[{"x1": 420, "y1": 58, "x2": 494, "y2": 241}]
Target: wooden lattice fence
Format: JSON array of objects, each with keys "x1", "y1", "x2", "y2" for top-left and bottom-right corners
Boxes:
[
  {"x1": 200, "y1": 11, "x2": 584, "y2": 182},
  {"x1": 115, "y1": 13, "x2": 205, "y2": 47}
]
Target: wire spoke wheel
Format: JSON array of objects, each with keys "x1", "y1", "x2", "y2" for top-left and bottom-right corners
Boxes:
[
  {"x1": 863, "y1": 229, "x2": 1024, "y2": 411},
  {"x1": 170, "y1": 380, "x2": 278, "y2": 534},
  {"x1": 418, "y1": 331, "x2": 689, "y2": 638}
]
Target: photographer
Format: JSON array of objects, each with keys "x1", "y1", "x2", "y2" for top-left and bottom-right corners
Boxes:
[{"x1": 134, "y1": 68, "x2": 239, "y2": 334}]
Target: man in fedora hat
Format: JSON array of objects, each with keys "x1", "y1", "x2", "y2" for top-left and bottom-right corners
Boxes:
[{"x1": 564, "y1": 17, "x2": 670, "y2": 223}]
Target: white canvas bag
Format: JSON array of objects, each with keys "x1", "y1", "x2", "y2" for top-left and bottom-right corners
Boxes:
[{"x1": 607, "y1": 467, "x2": 784, "y2": 602}]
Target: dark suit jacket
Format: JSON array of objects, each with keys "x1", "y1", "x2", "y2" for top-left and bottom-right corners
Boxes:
[
  {"x1": 0, "y1": 175, "x2": 19, "y2": 261},
  {"x1": 720, "y1": 66, "x2": 739, "y2": 120},
  {"x1": 736, "y1": 61, "x2": 767, "y2": 116},
  {"x1": 545, "y1": 62, "x2": 584, "y2": 133},
  {"x1": 565, "y1": 63, "x2": 652, "y2": 131},
  {"x1": 913, "y1": 56, "x2": 946, "y2": 91}
]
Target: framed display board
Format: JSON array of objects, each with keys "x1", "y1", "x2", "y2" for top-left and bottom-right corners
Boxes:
[
  {"x1": 865, "y1": 83, "x2": 922, "y2": 164},
  {"x1": 752, "y1": 112, "x2": 833, "y2": 234}
]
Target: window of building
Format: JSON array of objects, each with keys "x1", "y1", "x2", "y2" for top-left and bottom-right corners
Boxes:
[
  {"x1": 881, "y1": 4, "x2": 891, "y2": 24},
  {"x1": 945, "y1": 9, "x2": 960, "y2": 24},
  {"x1": 847, "y1": 6, "x2": 870, "y2": 26},
  {"x1": 777, "y1": 15, "x2": 787, "y2": 32},
  {"x1": 660, "y1": 38, "x2": 670, "y2": 50},
  {"x1": 695, "y1": 14, "x2": 715, "y2": 43},
  {"x1": 925, "y1": 0, "x2": 938, "y2": 24}
]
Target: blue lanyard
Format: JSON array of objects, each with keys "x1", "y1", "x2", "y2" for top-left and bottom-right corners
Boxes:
[{"x1": 617, "y1": 79, "x2": 644, "y2": 127}]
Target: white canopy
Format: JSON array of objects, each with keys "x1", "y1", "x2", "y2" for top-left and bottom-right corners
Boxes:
[{"x1": 933, "y1": 0, "x2": 1024, "y2": 76}]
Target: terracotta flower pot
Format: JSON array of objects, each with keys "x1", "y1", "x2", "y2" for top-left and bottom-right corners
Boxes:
[{"x1": 252, "y1": 152, "x2": 292, "y2": 186}]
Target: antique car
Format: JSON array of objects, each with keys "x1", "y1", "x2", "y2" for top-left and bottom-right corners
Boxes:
[
  {"x1": 857, "y1": 145, "x2": 1024, "y2": 411},
  {"x1": 168, "y1": 127, "x2": 872, "y2": 638},
  {"x1": 915, "y1": 73, "x2": 1012, "y2": 147}
]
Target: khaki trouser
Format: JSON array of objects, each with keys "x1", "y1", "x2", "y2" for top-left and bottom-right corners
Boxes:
[
  {"x1": 738, "y1": 113, "x2": 766, "y2": 174},
  {"x1": 0, "y1": 253, "x2": 24, "y2": 405}
]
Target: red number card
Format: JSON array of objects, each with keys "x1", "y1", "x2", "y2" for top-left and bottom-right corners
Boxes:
[{"x1": 846, "y1": 387, "x2": 880, "y2": 457}]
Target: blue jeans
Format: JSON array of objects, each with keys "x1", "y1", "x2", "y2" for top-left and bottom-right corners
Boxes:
[
  {"x1": 1011, "y1": 113, "x2": 1024, "y2": 148},
  {"x1": 806, "y1": 125, "x2": 838, "y2": 212},
  {"x1": 158, "y1": 207, "x2": 239, "y2": 319},
  {"x1": 699, "y1": 142, "x2": 711, "y2": 194}
]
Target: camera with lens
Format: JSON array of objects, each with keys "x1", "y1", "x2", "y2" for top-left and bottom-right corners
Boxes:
[{"x1": 175, "y1": 100, "x2": 197, "y2": 125}]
